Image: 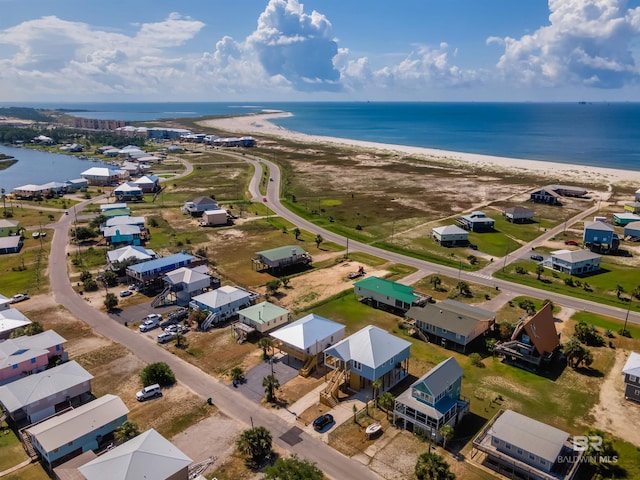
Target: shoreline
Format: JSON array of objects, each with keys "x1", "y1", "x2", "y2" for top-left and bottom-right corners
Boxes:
[{"x1": 198, "y1": 111, "x2": 640, "y2": 185}]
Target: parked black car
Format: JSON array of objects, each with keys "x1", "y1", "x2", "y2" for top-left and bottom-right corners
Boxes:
[
  {"x1": 313, "y1": 413, "x2": 334, "y2": 431},
  {"x1": 530, "y1": 254, "x2": 544, "y2": 261}
]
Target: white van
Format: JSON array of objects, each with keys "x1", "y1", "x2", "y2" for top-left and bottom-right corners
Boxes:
[{"x1": 136, "y1": 384, "x2": 161, "y2": 401}]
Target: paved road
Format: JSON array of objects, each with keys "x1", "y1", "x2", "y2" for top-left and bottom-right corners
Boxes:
[
  {"x1": 48, "y1": 165, "x2": 382, "y2": 480},
  {"x1": 251, "y1": 156, "x2": 640, "y2": 326}
]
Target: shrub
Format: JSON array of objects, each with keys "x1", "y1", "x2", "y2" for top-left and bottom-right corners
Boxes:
[
  {"x1": 515, "y1": 266, "x2": 527, "y2": 274},
  {"x1": 83, "y1": 278, "x2": 98, "y2": 291},
  {"x1": 469, "y1": 353, "x2": 484, "y2": 368},
  {"x1": 140, "y1": 362, "x2": 176, "y2": 387}
]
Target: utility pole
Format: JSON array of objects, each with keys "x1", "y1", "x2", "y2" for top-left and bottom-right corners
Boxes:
[{"x1": 623, "y1": 300, "x2": 633, "y2": 336}]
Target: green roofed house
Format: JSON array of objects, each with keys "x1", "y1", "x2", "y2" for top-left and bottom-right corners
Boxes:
[
  {"x1": 238, "y1": 301, "x2": 290, "y2": 334},
  {"x1": 252, "y1": 245, "x2": 312, "y2": 272},
  {"x1": 354, "y1": 276, "x2": 430, "y2": 314}
]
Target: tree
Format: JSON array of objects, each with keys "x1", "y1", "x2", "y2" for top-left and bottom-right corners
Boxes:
[
  {"x1": 72, "y1": 226, "x2": 96, "y2": 241},
  {"x1": 237, "y1": 426, "x2": 272, "y2": 467},
  {"x1": 563, "y1": 337, "x2": 594, "y2": 369},
  {"x1": 189, "y1": 309, "x2": 208, "y2": 329},
  {"x1": 352, "y1": 404, "x2": 358, "y2": 424},
  {"x1": 439, "y1": 425, "x2": 454, "y2": 450},
  {"x1": 262, "y1": 374, "x2": 280, "y2": 403},
  {"x1": 104, "y1": 292, "x2": 118, "y2": 311},
  {"x1": 430, "y1": 275, "x2": 442, "y2": 291},
  {"x1": 174, "y1": 332, "x2": 186, "y2": 348},
  {"x1": 101, "y1": 269, "x2": 118, "y2": 287},
  {"x1": 574, "y1": 321, "x2": 605, "y2": 346},
  {"x1": 266, "y1": 279, "x2": 282, "y2": 296},
  {"x1": 415, "y1": 452, "x2": 456, "y2": 480},
  {"x1": 616, "y1": 284, "x2": 625, "y2": 299},
  {"x1": 314, "y1": 234, "x2": 323, "y2": 248},
  {"x1": 281, "y1": 277, "x2": 290, "y2": 288},
  {"x1": 293, "y1": 227, "x2": 301, "y2": 240},
  {"x1": 140, "y1": 362, "x2": 176, "y2": 387},
  {"x1": 456, "y1": 281, "x2": 471, "y2": 297},
  {"x1": 83, "y1": 277, "x2": 98, "y2": 291},
  {"x1": 89, "y1": 214, "x2": 107, "y2": 230},
  {"x1": 263, "y1": 454, "x2": 323, "y2": 480},
  {"x1": 114, "y1": 420, "x2": 140, "y2": 445},
  {"x1": 498, "y1": 322, "x2": 515, "y2": 340},
  {"x1": 536, "y1": 264, "x2": 544, "y2": 280},
  {"x1": 257, "y1": 337, "x2": 273, "y2": 360},
  {"x1": 468, "y1": 353, "x2": 484, "y2": 368},
  {"x1": 379, "y1": 391, "x2": 395, "y2": 420},
  {"x1": 372, "y1": 379, "x2": 382, "y2": 408},
  {"x1": 230, "y1": 366, "x2": 245, "y2": 383}
]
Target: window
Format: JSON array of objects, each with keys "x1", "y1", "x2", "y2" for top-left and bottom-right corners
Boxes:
[
  {"x1": 517, "y1": 448, "x2": 523, "y2": 455},
  {"x1": 505, "y1": 443, "x2": 511, "y2": 450},
  {"x1": 12, "y1": 364, "x2": 18, "y2": 369},
  {"x1": 353, "y1": 361, "x2": 362, "y2": 371},
  {"x1": 540, "y1": 459, "x2": 546, "y2": 466},
  {"x1": 56, "y1": 345, "x2": 61, "y2": 351},
  {"x1": 630, "y1": 375, "x2": 637, "y2": 383},
  {"x1": 529, "y1": 453, "x2": 535, "y2": 460},
  {"x1": 30, "y1": 358, "x2": 36, "y2": 364}
]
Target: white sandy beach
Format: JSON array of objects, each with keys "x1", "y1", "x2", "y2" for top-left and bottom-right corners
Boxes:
[{"x1": 199, "y1": 111, "x2": 640, "y2": 186}]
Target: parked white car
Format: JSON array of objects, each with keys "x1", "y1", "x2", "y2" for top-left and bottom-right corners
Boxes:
[{"x1": 139, "y1": 314, "x2": 161, "y2": 332}]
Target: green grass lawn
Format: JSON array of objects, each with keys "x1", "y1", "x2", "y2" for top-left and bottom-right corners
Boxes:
[
  {"x1": 494, "y1": 260, "x2": 640, "y2": 312},
  {"x1": 0, "y1": 423, "x2": 29, "y2": 472},
  {"x1": 412, "y1": 273, "x2": 502, "y2": 305},
  {"x1": 0, "y1": 235, "x2": 51, "y2": 296},
  {"x1": 0, "y1": 463, "x2": 49, "y2": 480}
]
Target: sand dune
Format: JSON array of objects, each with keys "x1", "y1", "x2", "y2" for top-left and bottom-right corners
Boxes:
[{"x1": 198, "y1": 111, "x2": 640, "y2": 186}]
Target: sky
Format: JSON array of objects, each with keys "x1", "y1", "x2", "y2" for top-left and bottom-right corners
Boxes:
[{"x1": 1, "y1": 0, "x2": 640, "y2": 102}]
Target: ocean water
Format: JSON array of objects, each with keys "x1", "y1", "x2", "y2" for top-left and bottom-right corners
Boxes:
[
  {"x1": 4, "y1": 102, "x2": 640, "y2": 171},
  {"x1": 0, "y1": 145, "x2": 112, "y2": 191}
]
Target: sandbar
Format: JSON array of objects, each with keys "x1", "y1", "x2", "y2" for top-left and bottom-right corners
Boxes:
[{"x1": 198, "y1": 111, "x2": 640, "y2": 186}]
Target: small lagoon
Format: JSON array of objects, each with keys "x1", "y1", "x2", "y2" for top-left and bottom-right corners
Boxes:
[{"x1": 0, "y1": 145, "x2": 112, "y2": 191}]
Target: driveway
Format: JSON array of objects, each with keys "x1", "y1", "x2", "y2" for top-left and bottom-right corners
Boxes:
[
  {"x1": 108, "y1": 300, "x2": 183, "y2": 326},
  {"x1": 237, "y1": 352, "x2": 300, "y2": 402}
]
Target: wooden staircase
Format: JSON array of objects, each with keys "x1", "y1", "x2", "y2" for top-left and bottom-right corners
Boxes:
[
  {"x1": 320, "y1": 368, "x2": 345, "y2": 407},
  {"x1": 20, "y1": 430, "x2": 38, "y2": 460},
  {"x1": 299, "y1": 355, "x2": 317, "y2": 378},
  {"x1": 151, "y1": 286, "x2": 171, "y2": 308}
]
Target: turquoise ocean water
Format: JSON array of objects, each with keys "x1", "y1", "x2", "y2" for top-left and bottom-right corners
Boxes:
[{"x1": 4, "y1": 102, "x2": 640, "y2": 171}]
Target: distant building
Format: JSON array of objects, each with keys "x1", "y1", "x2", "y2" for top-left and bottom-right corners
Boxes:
[
  {"x1": 529, "y1": 187, "x2": 561, "y2": 205},
  {"x1": 252, "y1": 245, "x2": 312, "y2": 271},
  {"x1": 107, "y1": 245, "x2": 156, "y2": 267},
  {"x1": 613, "y1": 212, "x2": 640, "y2": 226},
  {"x1": 0, "y1": 219, "x2": 20, "y2": 237},
  {"x1": 583, "y1": 220, "x2": 619, "y2": 253},
  {"x1": 238, "y1": 301, "x2": 290, "y2": 334},
  {"x1": 81, "y1": 167, "x2": 126, "y2": 186},
  {"x1": 0, "y1": 330, "x2": 67, "y2": 385},
  {"x1": 548, "y1": 249, "x2": 601, "y2": 275},
  {"x1": 113, "y1": 182, "x2": 143, "y2": 202},
  {"x1": 132, "y1": 175, "x2": 160, "y2": 193},
  {"x1": 354, "y1": 276, "x2": 430, "y2": 314},
  {"x1": 503, "y1": 206, "x2": 535, "y2": 223},
  {"x1": 0, "y1": 307, "x2": 32, "y2": 340},
  {"x1": 189, "y1": 286, "x2": 258, "y2": 327},
  {"x1": 126, "y1": 252, "x2": 198, "y2": 284},
  {"x1": 624, "y1": 221, "x2": 640, "y2": 241},
  {"x1": 431, "y1": 225, "x2": 469, "y2": 247},
  {"x1": 457, "y1": 211, "x2": 495, "y2": 232},
  {"x1": 182, "y1": 197, "x2": 218, "y2": 216},
  {"x1": 0, "y1": 236, "x2": 23, "y2": 254}
]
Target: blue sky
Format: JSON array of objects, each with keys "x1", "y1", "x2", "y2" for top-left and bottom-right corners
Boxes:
[{"x1": 1, "y1": 0, "x2": 639, "y2": 102}]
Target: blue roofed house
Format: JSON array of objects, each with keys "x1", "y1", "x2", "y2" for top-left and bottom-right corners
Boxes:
[
  {"x1": 622, "y1": 351, "x2": 640, "y2": 403},
  {"x1": 321, "y1": 325, "x2": 411, "y2": 407},
  {"x1": 26, "y1": 394, "x2": 129, "y2": 469},
  {"x1": 393, "y1": 357, "x2": 469, "y2": 442},
  {"x1": 126, "y1": 252, "x2": 197, "y2": 284}
]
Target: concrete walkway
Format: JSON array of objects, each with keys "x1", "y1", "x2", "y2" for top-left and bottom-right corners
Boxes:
[{"x1": 0, "y1": 459, "x2": 32, "y2": 478}]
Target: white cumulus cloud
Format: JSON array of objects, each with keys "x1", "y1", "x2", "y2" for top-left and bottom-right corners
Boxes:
[{"x1": 489, "y1": 0, "x2": 640, "y2": 88}]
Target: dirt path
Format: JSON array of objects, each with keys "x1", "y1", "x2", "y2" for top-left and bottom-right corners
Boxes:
[{"x1": 589, "y1": 349, "x2": 640, "y2": 445}]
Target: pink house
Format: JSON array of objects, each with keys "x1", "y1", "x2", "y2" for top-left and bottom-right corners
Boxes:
[{"x1": 0, "y1": 330, "x2": 67, "y2": 385}]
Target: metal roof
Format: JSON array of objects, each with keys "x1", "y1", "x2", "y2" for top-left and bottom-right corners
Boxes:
[
  {"x1": 239, "y1": 302, "x2": 289, "y2": 325},
  {"x1": 324, "y1": 325, "x2": 411, "y2": 369},
  {"x1": 257, "y1": 245, "x2": 308, "y2": 262},
  {"x1": 551, "y1": 249, "x2": 601, "y2": 263},
  {"x1": 192, "y1": 286, "x2": 252, "y2": 309},
  {"x1": 411, "y1": 357, "x2": 463, "y2": 398},
  {"x1": 432, "y1": 225, "x2": 468, "y2": 235},
  {"x1": 164, "y1": 267, "x2": 210, "y2": 285},
  {"x1": 584, "y1": 220, "x2": 614, "y2": 232},
  {"x1": 489, "y1": 409, "x2": 569, "y2": 464},
  {"x1": 0, "y1": 308, "x2": 32, "y2": 334},
  {"x1": 103, "y1": 225, "x2": 141, "y2": 237},
  {"x1": 26, "y1": 394, "x2": 129, "y2": 453},
  {"x1": 0, "y1": 330, "x2": 66, "y2": 366},
  {"x1": 622, "y1": 352, "x2": 640, "y2": 377},
  {"x1": 0, "y1": 236, "x2": 22, "y2": 249},
  {"x1": 270, "y1": 313, "x2": 343, "y2": 350},
  {"x1": 107, "y1": 246, "x2": 155, "y2": 264},
  {"x1": 78, "y1": 429, "x2": 191, "y2": 480},
  {"x1": 81, "y1": 167, "x2": 122, "y2": 177},
  {"x1": 105, "y1": 216, "x2": 145, "y2": 228},
  {"x1": 354, "y1": 276, "x2": 416, "y2": 304},
  {"x1": 407, "y1": 300, "x2": 494, "y2": 338},
  {"x1": 128, "y1": 253, "x2": 195, "y2": 274},
  {"x1": 0, "y1": 361, "x2": 93, "y2": 413}
]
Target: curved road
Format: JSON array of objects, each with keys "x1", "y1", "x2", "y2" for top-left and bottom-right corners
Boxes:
[
  {"x1": 49, "y1": 160, "x2": 381, "y2": 480},
  {"x1": 48, "y1": 149, "x2": 638, "y2": 480}
]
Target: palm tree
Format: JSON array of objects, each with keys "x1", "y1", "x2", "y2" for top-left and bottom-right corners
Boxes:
[
  {"x1": 430, "y1": 275, "x2": 442, "y2": 291},
  {"x1": 536, "y1": 264, "x2": 544, "y2": 280},
  {"x1": 372, "y1": 379, "x2": 382, "y2": 408},
  {"x1": 257, "y1": 337, "x2": 272, "y2": 360},
  {"x1": 294, "y1": 227, "x2": 301, "y2": 240},
  {"x1": 315, "y1": 234, "x2": 323, "y2": 248},
  {"x1": 262, "y1": 374, "x2": 280, "y2": 403},
  {"x1": 415, "y1": 451, "x2": 456, "y2": 480},
  {"x1": 236, "y1": 426, "x2": 272, "y2": 466},
  {"x1": 230, "y1": 366, "x2": 245, "y2": 383},
  {"x1": 114, "y1": 420, "x2": 140, "y2": 445},
  {"x1": 174, "y1": 332, "x2": 186, "y2": 348},
  {"x1": 439, "y1": 424, "x2": 454, "y2": 450},
  {"x1": 616, "y1": 284, "x2": 625, "y2": 299},
  {"x1": 378, "y1": 391, "x2": 395, "y2": 420}
]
